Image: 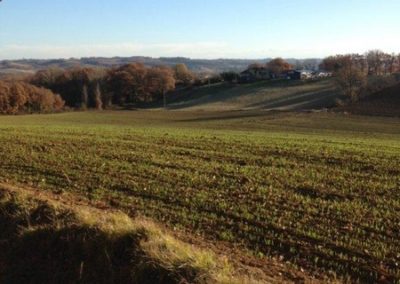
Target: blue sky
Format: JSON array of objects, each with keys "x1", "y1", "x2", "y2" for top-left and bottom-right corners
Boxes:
[{"x1": 0, "y1": 0, "x2": 399, "y2": 59}]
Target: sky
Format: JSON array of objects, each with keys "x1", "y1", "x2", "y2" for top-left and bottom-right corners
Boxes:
[{"x1": 0, "y1": 0, "x2": 399, "y2": 60}]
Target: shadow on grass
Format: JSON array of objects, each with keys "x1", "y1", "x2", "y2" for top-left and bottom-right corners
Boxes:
[
  {"x1": 247, "y1": 87, "x2": 338, "y2": 110},
  {"x1": 0, "y1": 194, "x2": 205, "y2": 284},
  {"x1": 167, "y1": 79, "x2": 335, "y2": 110}
]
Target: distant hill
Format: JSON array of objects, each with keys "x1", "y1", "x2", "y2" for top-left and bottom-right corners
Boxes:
[
  {"x1": 0, "y1": 57, "x2": 321, "y2": 76},
  {"x1": 341, "y1": 83, "x2": 400, "y2": 117}
]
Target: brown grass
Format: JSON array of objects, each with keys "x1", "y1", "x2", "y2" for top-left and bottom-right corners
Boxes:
[{"x1": 0, "y1": 185, "x2": 260, "y2": 284}]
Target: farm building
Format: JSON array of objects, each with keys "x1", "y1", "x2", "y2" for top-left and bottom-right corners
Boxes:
[
  {"x1": 285, "y1": 70, "x2": 314, "y2": 80},
  {"x1": 240, "y1": 67, "x2": 330, "y2": 83},
  {"x1": 315, "y1": 71, "x2": 332, "y2": 78}
]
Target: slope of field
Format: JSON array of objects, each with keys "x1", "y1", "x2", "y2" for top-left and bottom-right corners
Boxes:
[
  {"x1": 167, "y1": 79, "x2": 338, "y2": 111},
  {"x1": 341, "y1": 83, "x2": 400, "y2": 117},
  {"x1": 0, "y1": 183, "x2": 267, "y2": 284},
  {"x1": 0, "y1": 111, "x2": 399, "y2": 282}
]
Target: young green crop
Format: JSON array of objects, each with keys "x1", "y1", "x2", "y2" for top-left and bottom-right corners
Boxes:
[{"x1": 0, "y1": 110, "x2": 399, "y2": 282}]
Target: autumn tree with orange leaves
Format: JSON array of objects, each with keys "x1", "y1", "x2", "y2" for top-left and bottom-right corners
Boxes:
[
  {"x1": 0, "y1": 81, "x2": 64, "y2": 114},
  {"x1": 266, "y1": 58, "x2": 292, "y2": 76},
  {"x1": 173, "y1": 63, "x2": 194, "y2": 86}
]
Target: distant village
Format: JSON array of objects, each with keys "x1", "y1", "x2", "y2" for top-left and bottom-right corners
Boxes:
[{"x1": 239, "y1": 65, "x2": 332, "y2": 83}]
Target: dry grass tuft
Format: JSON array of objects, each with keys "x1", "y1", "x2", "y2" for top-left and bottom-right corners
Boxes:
[{"x1": 0, "y1": 186, "x2": 257, "y2": 284}]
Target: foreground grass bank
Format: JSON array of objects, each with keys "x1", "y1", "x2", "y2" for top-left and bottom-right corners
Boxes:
[
  {"x1": 0, "y1": 183, "x2": 257, "y2": 284},
  {"x1": 0, "y1": 110, "x2": 399, "y2": 282}
]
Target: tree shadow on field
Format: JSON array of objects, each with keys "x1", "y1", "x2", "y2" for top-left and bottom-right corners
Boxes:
[
  {"x1": 167, "y1": 79, "x2": 335, "y2": 110},
  {"x1": 246, "y1": 87, "x2": 338, "y2": 110}
]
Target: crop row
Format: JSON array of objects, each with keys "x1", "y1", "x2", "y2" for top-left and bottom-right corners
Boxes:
[{"x1": 0, "y1": 125, "x2": 399, "y2": 281}]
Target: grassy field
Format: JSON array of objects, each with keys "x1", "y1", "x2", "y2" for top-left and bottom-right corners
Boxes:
[
  {"x1": 0, "y1": 110, "x2": 399, "y2": 282},
  {"x1": 166, "y1": 79, "x2": 338, "y2": 111}
]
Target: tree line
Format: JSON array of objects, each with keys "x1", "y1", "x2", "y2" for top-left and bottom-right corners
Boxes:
[
  {"x1": 0, "y1": 51, "x2": 399, "y2": 113},
  {"x1": 320, "y1": 50, "x2": 400, "y2": 75},
  {"x1": 0, "y1": 81, "x2": 64, "y2": 114},
  {"x1": 0, "y1": 62, "x2": 197, "y2": 113},
  {"x1": 29, "y1": 63, "x2": 196, "y2": 110},
  {"x1": 219, "y1": 51, "x2": 400, "y2": 104},
  {"x1": 319, "y1": 50, "x2": 400, "y2": 103}
]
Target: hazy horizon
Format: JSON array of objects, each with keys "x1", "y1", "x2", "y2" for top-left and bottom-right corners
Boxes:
[
  {"x1": 0, "y1": 55, "x2": 323, "y2": 62},
  {"x1": 0, "y1": 0, "x2": 399, "y2": 60}
]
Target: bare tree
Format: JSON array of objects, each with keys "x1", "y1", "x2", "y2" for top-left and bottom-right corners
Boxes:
[
  {"x1": 320, "y1": 54, "x2": 366, "y2": 73},
  {"x1": 336, "y1": 59, "x2": 367, "y2": 103},
  {"x1": 385, "y1": 53, "x2": 398, "y2": 74},
  {"x1": 397, "y1": 54, "x2": 400, "y2": 73},
  {"x1": 365, "y1": 50, "x2": 386, "y2": 75}
]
